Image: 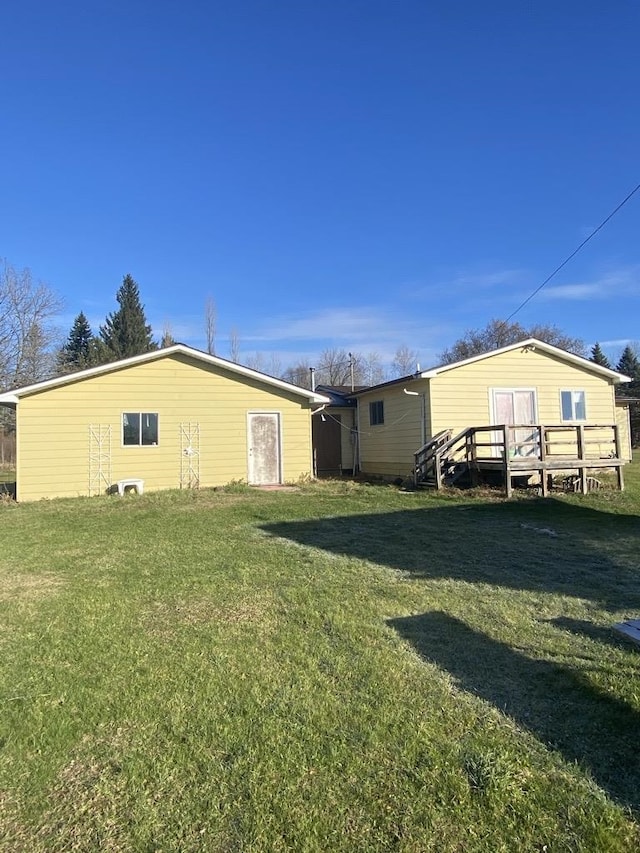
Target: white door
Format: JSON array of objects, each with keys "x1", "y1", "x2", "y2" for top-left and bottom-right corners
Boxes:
[
  {"x1": 492, "y1": 390, "x2": 538, "y2": 457},
  {"x1": 248, "y1": 413, "x2": 281, "y2": 484}
]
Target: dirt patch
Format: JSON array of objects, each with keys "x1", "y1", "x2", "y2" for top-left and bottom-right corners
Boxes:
[
  {"x1": 144, "y1": 595, "x2": 275, "y2": 639},
  {"x1": 0, "y1": 725, "x2": 136, "y2": 853},
  {"x1": 0, "y1": 572, "x2": 63, "y2": 604}
]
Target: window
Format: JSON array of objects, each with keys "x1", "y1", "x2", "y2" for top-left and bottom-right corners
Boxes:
[
  {"x1": 369, "y1": 400, "x2": 384, "y2": 426},
  {"x1": 123, "y1": 412, "x2": 158, "y2": 445},
  {"x1": 560, "y1": 390, "x2": 586, "y2": 422}
]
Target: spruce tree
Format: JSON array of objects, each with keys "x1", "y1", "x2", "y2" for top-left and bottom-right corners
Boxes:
[
  {"x1": 590, "y1": 342, "x2": 612, "y2": 369},
  {"x1": 58, "y1": 311, "x2": 94, "y2": 373},
  {"x1": 100, "y1": 275, "x2": 157, "y2": 360},
  {"x1": 616, "y1": 345, "x2": 640, "y2": 381}
]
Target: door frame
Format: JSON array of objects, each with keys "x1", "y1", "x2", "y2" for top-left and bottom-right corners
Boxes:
[
  {"x1": 489, "y1": 387, "x2": 539, "y2": 426},
  {"x1": 489, "y1": 388, "x2": 539, "y2": 457},
  {"x1": 246, "y1": 411, "x2": 283, "y2": 485}
]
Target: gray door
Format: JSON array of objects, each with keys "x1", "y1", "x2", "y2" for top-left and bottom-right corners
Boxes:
[{"x1": 248, "y1": 413, "x2": 281, "y2": 484}]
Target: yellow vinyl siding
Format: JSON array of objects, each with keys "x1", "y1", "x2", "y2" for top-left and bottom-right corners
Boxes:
[
  {"x1": 430, "y1": 348, "x2": 617, "y2": 436},
  {"x1": 357, "y1": 348, "x2": 620, "y2": 479},
  {"x1": 615, "y1": 402, "x2": 632, "y2": 461},
  {"x1": 357, "y1": 382, "x2": 430, "y2": 478},
  {"x1": 16, "y1": 353, "x2": 313, "y2": 501}
]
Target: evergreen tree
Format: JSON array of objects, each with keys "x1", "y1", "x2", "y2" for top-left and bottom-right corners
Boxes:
[
  {"x1": 590, "y1": 342, "x2": 612, "y2": 369},
  {"x1": 100, "y1": 275, "x2": 157, "y2": 361},
  {"x1": 616, "y1": 345, "x2": 640, "y2": 381},
  {"x1": 58, "y1": 311, "x2": 94, "y2": 373}
]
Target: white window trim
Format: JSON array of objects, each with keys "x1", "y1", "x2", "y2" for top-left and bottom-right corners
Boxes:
[
  {"x1": 121, "y1": 411, "x2": 160, "y2": 447},
  {"x1": 489, "y1": 388, "x2": 539, "y2": 425},
  {"x1": 559, "y1": 389, "x2": 587, "y2": 422}
]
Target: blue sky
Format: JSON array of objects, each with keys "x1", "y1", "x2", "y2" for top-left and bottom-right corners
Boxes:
[{"x1": 2, "y1": 1, "x2": 639, "y2": 371}]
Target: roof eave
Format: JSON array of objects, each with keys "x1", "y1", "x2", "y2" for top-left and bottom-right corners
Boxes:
[{"x1": 2, "y1": 344, "x2": 329, "y2": 404}]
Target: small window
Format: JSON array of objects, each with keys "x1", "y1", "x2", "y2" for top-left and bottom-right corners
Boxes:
[
  {"x1": 123, "y1": 412, "x2": 158, "y2": 445},
  {"x1": 560, "y1": 391, "x2": 586, "y2": 422},
  {"x1": 369, "y1": 400, "x2": 384, "y2": 426}
]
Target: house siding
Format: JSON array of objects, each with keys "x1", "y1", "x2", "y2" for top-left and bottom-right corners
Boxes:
[
  {"x1": 357, "y1": 347, "x2": 622, "y2": 479},
  {"x1": 615, "y1": 402, "x2": 632, "y2": 461},
  {"x1": 357, "y1": 381, "x2": 430, "y2": 478},
  {"x1": 429, "y1": 348, "x2": 616, "y2": 435},
  {"x1": 15, "y1": 353, "x2": 314, "y2": 501}
]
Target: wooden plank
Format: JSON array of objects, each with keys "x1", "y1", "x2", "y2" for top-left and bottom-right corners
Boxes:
[{"x1": 612, "y1": 620, "x2": 640, "y2": 647}]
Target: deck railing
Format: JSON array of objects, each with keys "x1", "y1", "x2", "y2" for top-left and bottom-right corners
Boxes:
[{"x1": 414, "y1": 423, "x2": 625, "y2": 495}]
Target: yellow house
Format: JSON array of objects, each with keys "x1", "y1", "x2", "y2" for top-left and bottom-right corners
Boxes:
[
  {"x1": 353, "y1": 339, "x2": 632, "y2": 490},
  {"x1": 0, "y1": 345, "x2": 330, "y2": 501}
]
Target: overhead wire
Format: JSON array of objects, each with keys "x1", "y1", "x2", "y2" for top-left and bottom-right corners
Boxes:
[{"x1": 505, "y1": 181, "x2": 640, "y2": 322}]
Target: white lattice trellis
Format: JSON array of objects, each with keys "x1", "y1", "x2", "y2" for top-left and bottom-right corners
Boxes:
[
  {"x1": 89, "y1": 424, "x2": 112, "y2": 496},
  {"x1": 180, "y1": 422, "x2": 200, "y2": 489}
]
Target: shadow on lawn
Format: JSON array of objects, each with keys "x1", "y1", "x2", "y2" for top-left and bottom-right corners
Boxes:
[
  {"x1": 389, "y1": 611, "x2": 640, "y2": 811},
  {"x1": 549, "y1": 616, "x2": 636, "y2": 651},
  {"x1": 262, "y1": 498, "x2": 640, "y2": 611}
]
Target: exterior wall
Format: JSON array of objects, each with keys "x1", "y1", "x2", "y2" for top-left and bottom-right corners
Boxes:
[
  {"x1": 339, "y1": 408, "x2": 356, "y2": 472},
  {"x1": 15, "y1": 353, "x2": 314, "y2": 501},
  {"x1": 429, "y1": 347, "x2": 618, "y2": 439},
  {"x1": 357, "y1": 380, "x2": 430, "y2": 478},
  {"x1": 615, "y1": 402, "x2": 632, "y2": 461},
  {"x1": 311, "y1": 407, "x2": 356, "y2": 476},
  {"x1": 357, "y1": 348, "x2": 621, "y2": 479}
]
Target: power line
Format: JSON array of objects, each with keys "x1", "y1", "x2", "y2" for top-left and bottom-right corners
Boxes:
[{"x1": 505, "y1": 182, "x2": 640, "y2": 322}]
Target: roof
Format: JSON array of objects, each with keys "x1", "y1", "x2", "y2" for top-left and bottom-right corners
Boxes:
[
  {"x1": 0, "y1": 344, "x2": 331, "y2": 405},
  {"x1": 352, "y1": 338, "x2": 632, "y2": 396},
  {"x1": 314, "y1": 384, "x2": 363, "y2": 407}
]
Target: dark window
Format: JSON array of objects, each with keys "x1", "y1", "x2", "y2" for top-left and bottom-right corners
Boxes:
[
  {"x1": 123, "y1": 412, "x2": 158, "y2": 445},
  {"x1": 369, "y1": 400, "x2": 384, "y2": 426}
]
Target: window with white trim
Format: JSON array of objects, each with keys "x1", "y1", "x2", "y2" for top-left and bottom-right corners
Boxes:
[
  {"x1": 560, "y1": 390, "x2": 586, "y2": 422},
  {"x1": 123, "y1": 412, "x2": 159, "y2": 445}
]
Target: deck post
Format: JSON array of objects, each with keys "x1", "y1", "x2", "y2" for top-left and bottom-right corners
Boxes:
[
  {"x1": 503, "y1": 425, "x2": 512, "y2": 497},
  {"x1": 576, "y1": 425, "x2": 587, "y2": 494},
  {"x1": 435, "y1": 448, "x2": 443, "y2": 490},
  {"x1": 468, "y1": 433, "x2": 479, "y2": 486},
  {"x1": 538, "y1": 425, "x2": 549, "y2": 496},
  {"x1": 613, "y1": 424, "x2": 625, "y2": 491}
]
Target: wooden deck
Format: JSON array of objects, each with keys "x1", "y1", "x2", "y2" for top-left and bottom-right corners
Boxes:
[{"x1": 415, "y1": 423, "x2": 626, "y2": 496}]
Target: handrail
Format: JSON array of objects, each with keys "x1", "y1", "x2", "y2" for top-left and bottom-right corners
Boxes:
[
  {"x1": 414, "y1": 429, "x2": 452, "y2": 459},
  {"x1": 414, "y1": 423, "x2": 622, "y2": 489}
]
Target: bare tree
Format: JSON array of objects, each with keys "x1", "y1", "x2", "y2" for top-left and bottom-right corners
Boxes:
[
  {"x1": 316, "y1": 348, "x2": 357, "y2": 386},
  {"x1": 245, "y1": 351, "x2": 265, "y2": 372},
  {"x1": 266, "y1": 352, "x2": 282, "y2": 378},
  {"x1": 282, "y1": 361, "x2": 313, "y2": 389},
  {"x1": 439, "y1": 319, "x2": 586, "y2": 365},
  {"x1": 160, "y1": 321, "x2": 176, "y2": 348},
  {"x1": 361, "y1": 351, "x2": 386, "y2": 386},
  {"x1": 391, "y1": 344, "x2": 419, "y2": 377},
  {"x1": 229, "y1": 327, "x2": 240, "y2": 363},
  {"x1": 244, "y1": 351, "x2": 283, "y2": 378},
  {"x1": 204, "y1": 297, "x2": 216, "y2": 355},
  {"x1": 0, "y1": 260, "x2": 63, "y2": 389}
]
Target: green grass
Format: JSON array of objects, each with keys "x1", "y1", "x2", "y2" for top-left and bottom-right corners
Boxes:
[{"x1": 1, "y1": 462, "x2": 640, "y2": 851}]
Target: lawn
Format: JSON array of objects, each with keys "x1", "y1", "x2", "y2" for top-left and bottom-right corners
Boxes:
[{"x1": 1, "y1": 463, "x2": 640, "y2": 851}]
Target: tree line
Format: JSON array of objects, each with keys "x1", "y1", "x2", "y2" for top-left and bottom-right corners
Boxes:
[{"x1": 2, "y1": 259, "x2": 640, "y2": 395}]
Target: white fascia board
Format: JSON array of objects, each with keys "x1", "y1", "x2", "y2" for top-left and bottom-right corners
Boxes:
[
  {"x1": 1, "y1": 345, "x2": 331, "y2": 404},
  {"x1": 419, "y1": 338, "x2": 631, "y2": 383}
]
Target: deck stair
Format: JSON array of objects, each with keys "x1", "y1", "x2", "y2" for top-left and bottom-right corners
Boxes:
[{"x1": 414, "y1": 423, "x2": 626, "y2": 496}]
